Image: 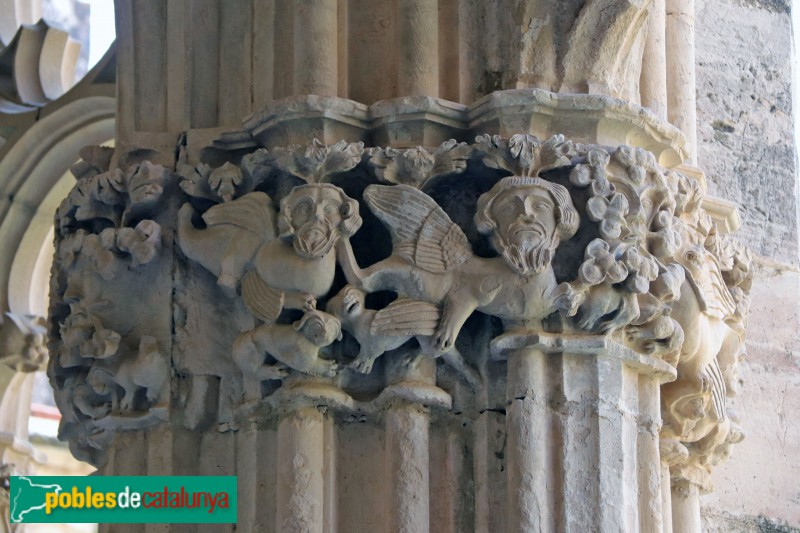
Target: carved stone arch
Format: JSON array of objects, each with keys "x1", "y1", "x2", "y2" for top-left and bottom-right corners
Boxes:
[
  {"x1": 0, "y1": 0, "x2": 41, "y2": 46},
  {"x1": 0, "y1": 95, "x2": 115, "y2": 315},
  {"x1": 560, "y1": 0, "x2": 652, "y2": 101}
]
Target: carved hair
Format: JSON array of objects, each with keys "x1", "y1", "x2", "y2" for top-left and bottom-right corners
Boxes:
[
  {"x1": 278, "y1": 183, "x2": 363, "y2": 239},
  {"x1": 474, "y1": 176, "x2": 579, "y2": 241},
  {"x1": 293, "y1": 309, "x2": 343, "y2": 343}
]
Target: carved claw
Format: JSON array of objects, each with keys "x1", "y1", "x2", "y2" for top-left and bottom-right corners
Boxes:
[
  {"x1": 312, "y1": 361, "x2": 340, "y2": 379},
  {"x1": 435, "y1": 312, "x2": 459, "y2": 351},
  {"x1": 285, "y1": 292, "x2": 317, "y2": 311},
  {"x1": 351, "y1": 357, "x2": 377, "y2": 374},
  {"x1": 119, "y1": 394, "x2": 134, "y2": 412},
  {"x1": 257, "y1": 363, "x2": 289, "y2": 381},
  {"x1": 303, "y1": 297, "x2": 317, "y2": 312}
]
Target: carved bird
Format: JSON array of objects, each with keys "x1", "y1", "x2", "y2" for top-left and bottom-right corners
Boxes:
[{"x1": 326, "y1": 285, "x2": 481, "y2": 388}]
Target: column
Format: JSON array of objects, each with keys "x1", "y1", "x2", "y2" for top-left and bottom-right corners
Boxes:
[
  {"x1": 671, "y1": 479, "x2": 702, "y2": 533},
  {"x1": 504, "y1": 346, "x2": 551, "y2": 533},
  {"x1": 386, "y1": 403, "x2": 430, "y2": 533},
  {"x1": 666, "y1": 0, "x2": 697, "y2": 162},
  {"x1": 276, "y1": 407, "x2": 325, "y2": 533},
  {"x1": 668, "y1": 460, "x2": 709, "y2": 533},
  {"x1": 637, "y1": 376, "x2": 665, "y2": 533},
  {"x1": 641, "y1": 0, "x2": 667, "y2": 119},
  {"x1": 396, "y1": 0, "x2": 439, "y2": 96},
  {"x1": 293, "y1": 0, "x2": 339, "y2": 96},
  {"x1": 491, "y1": 333, "x2": 676, "y2": 533}
]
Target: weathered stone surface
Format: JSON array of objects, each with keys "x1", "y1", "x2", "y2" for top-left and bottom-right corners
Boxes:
[
  {"x1": 701, "y1": 267, "x2": 800, "y2": 525},
  {"x1": 695, "y1": 0, "x2": 797, "y2": 264},
  {"x1": 10, "y1": 1, "x2": 775, "y2": 531},
  {"x1": 49, "y1": 129, "x2": 751, "y2": 531},
  {"x1": 695, "y1": 0, "x2": 799, "y2": 528}
]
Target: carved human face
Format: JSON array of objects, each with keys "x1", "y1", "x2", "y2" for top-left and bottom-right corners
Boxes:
[
  {"x1": 490, "y1": 186, "x2": 559, "y2": 275},
  {"x1": 288, "y1": 188, "x2": 344, "y2": 259},
  {"x1": 127, "y1": 163, "x2": 164, "y2": 207},
  {"x1": 327, "y1": 286, "x2": 364, "y2": 321}
]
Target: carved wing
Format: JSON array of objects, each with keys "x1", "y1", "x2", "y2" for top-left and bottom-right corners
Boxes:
[
  {"x1": 202, "y1": 191, "x2": 276, "y2": 241},
  {"x1": 705, "y1": 358, "x2": 727, "y2": 422},
  {"x1": 370, "y1": 298, "x2": 441, "y2": 337},
  {"x1": 681, "y1": 250, "x2": 737, "y2": 320},
  {"x1": 364, "y1": 184, "x2": 471, "y2": 273},
  {"x1": 241, "y1": 270, "x2": 284, "y2": 323}
]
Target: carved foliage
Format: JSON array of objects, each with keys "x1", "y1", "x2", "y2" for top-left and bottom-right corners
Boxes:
[
  {"x1": 0, "y1": 313, "x2": 47, "y2": 372},
  {"x1": 49, "y1": 137, "x2": 751, "y2": 473},
  {"x1": 48, "y1": 152, "x2": 172, "y2": 465}
]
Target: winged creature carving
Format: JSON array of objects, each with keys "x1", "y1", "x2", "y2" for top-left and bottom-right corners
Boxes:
[
  {"x1": 661, "y1": 242, "x2": 744, "y2": 464},
  {"x1": 326, "y1": 285, "x2": 481, "y2": 388},
  {"x1": 337, "y1": 177, "x2": 579, "y2": 350},
  {"x1": 178, "y1": 183, "x2": 362, "y2": 377}
]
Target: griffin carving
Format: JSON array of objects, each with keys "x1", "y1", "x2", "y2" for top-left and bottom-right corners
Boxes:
[
  {"x1": 337, "y1": 177, "x2": 579, "y2": 350},
  {"x1": 326, "y1": 285, "x2": 481, "y2": 387},
  {"x1": 178, "y1": 183, "x2": 362, "y2": 378}
]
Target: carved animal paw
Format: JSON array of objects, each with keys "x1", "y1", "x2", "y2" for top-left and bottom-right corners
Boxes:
[
  {"x1": 119, "y1": 396, "x2": 134, "y2": 412},
  {"x1": 351, "y1": 357, "x2": 376, "y2": 374},
  {"x1": 257, "y1": 363, "x2": 289, "y2": 381},
  {"x1": 285, "y1": 292, "x2": 317, "y2": 311},
  {"x1": 435, "y1": 320, "x2": 458, "y2": 351},
  {"x1": 313, "y1": 361, "x2": 340, "y2": 379}
]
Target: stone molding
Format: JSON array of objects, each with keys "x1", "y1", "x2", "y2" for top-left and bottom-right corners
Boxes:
[
  {"x1": 213, "y1": 90, "x2": 689, "y2": 168},
  {"x1": 0, "y1": 19, "x2": 80, "y2": 113},
  {"x1": 0, "y1": 311, "x2": 48, "y2": 527}
]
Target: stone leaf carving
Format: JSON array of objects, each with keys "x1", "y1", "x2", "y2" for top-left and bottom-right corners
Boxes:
[
  {"x1": 48, "y1": 148, "x2": 174, "y2": 465},
  {"x1": 242, "y1": 139, "x2": 365, "y2": 186},
  {"x1": 476, "y1": 133, "x2": 575, "y2": 177},
  {"x1": 116, "y1": 220, "x2": 162, "y2": 267},
  {"x1": 178, "y1": 161, "x2": 249, "y2": 203},
  {"x1": 58, "y1": 160, "x2": 168, "y2": 230},
  {"x1": 368, "y1": 139, "x2": 471, "y2": 188},
  {"x1": 58, "y1": 300, "x2": 121, "y2": 367},
  {"x1": 0, "y1": 313, "x2": 47, "y2": 372},
  {"x1": 48, "y1": 137, "x2": 752, "y2": 474}
]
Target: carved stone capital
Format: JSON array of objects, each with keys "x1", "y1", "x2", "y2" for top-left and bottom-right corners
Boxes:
[
  {"x1": 0, "y1": 313, "x2": 47, "y2": 373},
  {"x1": 48, "y1": 135, "x2": 751, "y2": 473}
]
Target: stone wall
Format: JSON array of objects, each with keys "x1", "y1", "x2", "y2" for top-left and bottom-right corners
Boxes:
[{"x1": 695, "y1": 0, "x2": 800, "y2": 530}]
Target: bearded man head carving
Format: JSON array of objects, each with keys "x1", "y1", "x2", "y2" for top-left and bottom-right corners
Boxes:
[
  {"x1": 278, "y1": 183, "x2": 362, "y2": 259},
  {"x1": 475, "y1": 176, "x2": 579, "y2": 275}
]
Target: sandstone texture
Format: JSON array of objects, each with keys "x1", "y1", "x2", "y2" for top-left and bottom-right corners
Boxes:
[{"x1": 696, "y1": 0, "x2": 800, "y2": 529}]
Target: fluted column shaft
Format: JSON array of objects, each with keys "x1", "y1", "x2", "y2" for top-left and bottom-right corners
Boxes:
[{"x1": 493, "y1": 334, "x2": 676, "y2": 533}]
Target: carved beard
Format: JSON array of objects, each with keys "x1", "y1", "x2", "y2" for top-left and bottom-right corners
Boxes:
[
  {"x1": 292, "y1": 218, "x2": 338, "y2": 259},
  {"x1": 494, "y1": 221, "x2": 558, "y2": 275}
]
